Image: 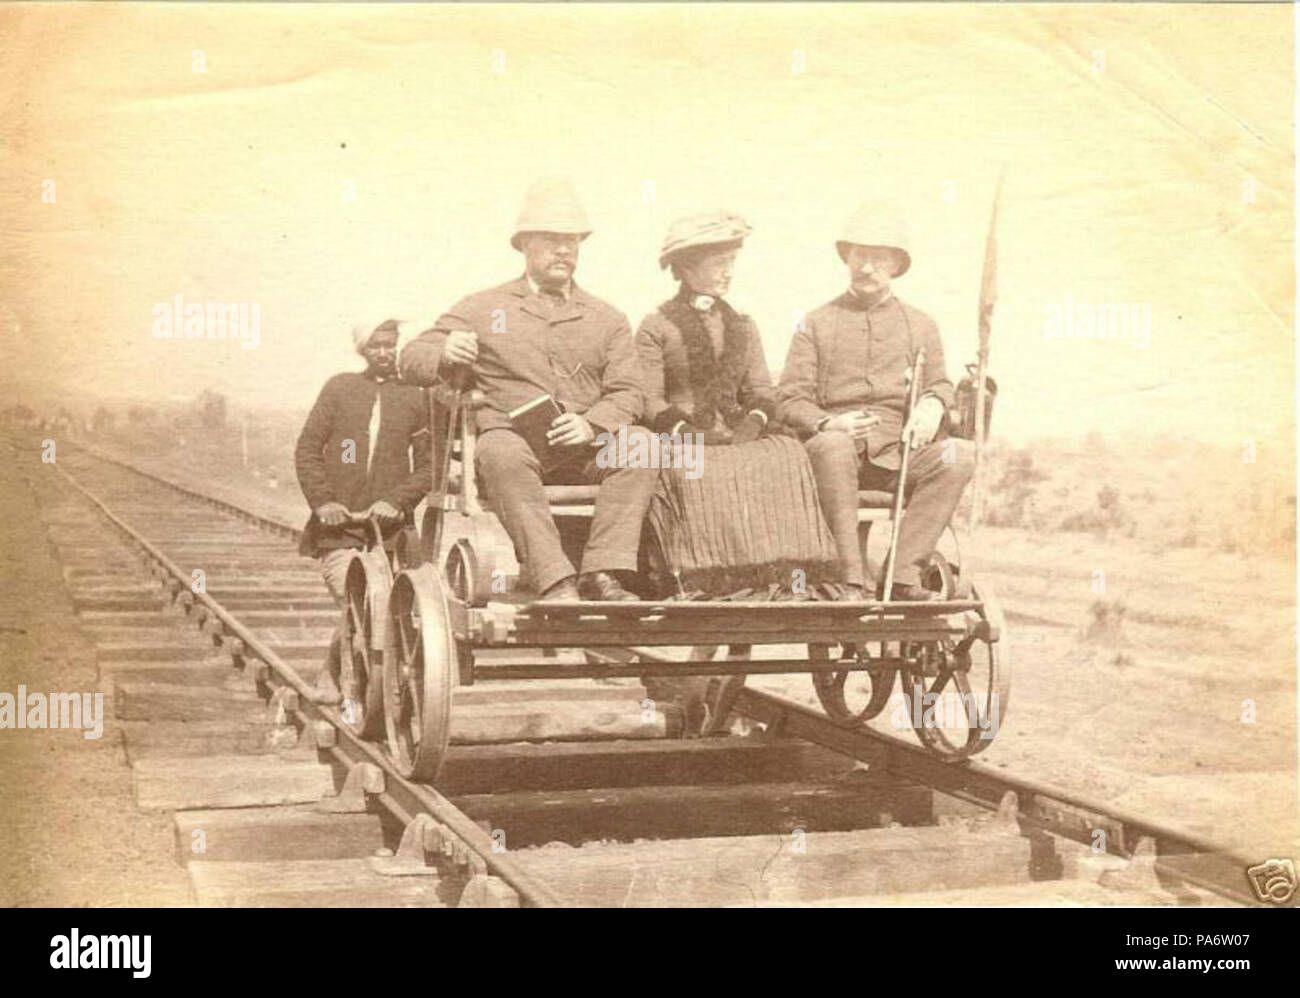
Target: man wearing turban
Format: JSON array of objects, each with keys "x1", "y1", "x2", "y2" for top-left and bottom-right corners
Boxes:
[{"x1": 295, "y1": 317, "x2": 432, "y2": 602}]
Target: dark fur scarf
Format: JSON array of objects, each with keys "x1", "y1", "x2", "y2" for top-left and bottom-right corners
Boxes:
[{"x1": 658, "y1": 288, "x2": 772, "y2": 432}]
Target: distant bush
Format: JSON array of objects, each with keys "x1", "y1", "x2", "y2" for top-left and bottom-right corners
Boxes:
[
  {"x1": 1174, "y1": 527, "x2": 1198, "y2": 548},
  {"x1": 1060, "y1": 484, "x2": 1127, "y2": 536},
  {"x1": 964, "y1": 435, "x2": 1294, "y2": 563},
  {"x1": 1085, "y1": 598, "x2": 1126, "y2": 643},
  {"x1": 984, "y1": 448, "x2": 1048, "y2": 529}
]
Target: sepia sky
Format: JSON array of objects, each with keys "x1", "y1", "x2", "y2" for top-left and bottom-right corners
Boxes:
[{"x1": 1, "y1": 2, "x2": 1293, "y2": 448}]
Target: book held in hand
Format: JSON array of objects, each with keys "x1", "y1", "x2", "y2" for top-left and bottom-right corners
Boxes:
[{"x1": 508, "y1": 394, "x2": 582, "y2": 472}]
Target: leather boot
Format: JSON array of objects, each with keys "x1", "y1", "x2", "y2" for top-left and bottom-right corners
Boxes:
[
  {"x1": 578, "y1": 571, "x2": 639, "y2": 601},
  {"x1": 890, "y1": 582, "x2": 941, "y2": 602},
  {"x1": 539, "y1": 576, "x2": 580, "y2": 602}
]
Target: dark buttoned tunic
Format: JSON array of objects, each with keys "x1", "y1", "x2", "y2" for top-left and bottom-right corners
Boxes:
[{"x1": 294, "y1": 372, "x2": 431, "y2": 557}]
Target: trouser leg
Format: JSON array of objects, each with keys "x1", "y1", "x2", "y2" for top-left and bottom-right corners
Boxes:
[
  {"x1": 319, "y1": 547, "x2": 356, "y2": 607},
  {"x1": 804, "y1": 430, "x2": 866, "y2": 587},
  {"x1": 315, "y1": 547, "x2": 357, "y2": 702},
  {"x1": 578, "y1": 425, "x2": 661, "y2": 576},
  {"x1": 884, "y1": 437, "x2": 975, "y2": 585},
  {"x1": 477, "y1": 428, "x2": 576, "y2": 594}
]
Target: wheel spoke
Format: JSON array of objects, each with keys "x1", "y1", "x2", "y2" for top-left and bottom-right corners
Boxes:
[
  {"x1": 896, "y1": 577, "x2": 1010, "y2": 760},
  {"x1": 811, "y1": 641, "x2": 893, "y2": 726},
  {"x1": 332, "y1": 556, "x2": 391, "y2": 739},
  {"x1": 929, "y1": 663, "x2": 954, "y2": 697}
]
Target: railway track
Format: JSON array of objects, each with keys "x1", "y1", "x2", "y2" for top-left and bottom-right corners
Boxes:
[{"x1": 9, "y1": 438, "x2": 1271, "y2": 907}]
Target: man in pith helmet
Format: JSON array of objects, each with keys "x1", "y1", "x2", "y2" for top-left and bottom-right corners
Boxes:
[
  {"x1": 777, "y1": 203, "x2": 974, "y2": 601},
  {"x1": 400, "y1": 178, "x2": 657, "y2": 602}
]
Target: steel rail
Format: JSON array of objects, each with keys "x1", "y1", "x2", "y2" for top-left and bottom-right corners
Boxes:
[
  {"x1": 63, "y1": 439, "x2": 304, "y2": 539},
  {"x1": 50, "y1": 459, "x2": 561, "y2": 908},
  {"x1": 733, "y1": 687, "x2": 1274, "y2": 907}
]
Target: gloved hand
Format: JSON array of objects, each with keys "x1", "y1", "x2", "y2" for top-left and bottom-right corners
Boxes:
[
  {"x1": 731, "y1": 412, "x2": 765, "y2": 444},
  {"x1": 903, "y1": 395, "x2": 946, "y2": 449}
]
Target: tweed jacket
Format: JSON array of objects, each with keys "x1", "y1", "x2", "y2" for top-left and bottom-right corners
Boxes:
[
  {"x1": 399, "y1": 276, "x2": 644, "y2": 435},
  {"x1": 777, "y1": 291, "x2": 955, "y2": 471}
]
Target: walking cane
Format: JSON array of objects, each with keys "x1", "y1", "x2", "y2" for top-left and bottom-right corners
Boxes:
[{"x1": 880, "y1": 348, "x2": 926, "y2": 601}]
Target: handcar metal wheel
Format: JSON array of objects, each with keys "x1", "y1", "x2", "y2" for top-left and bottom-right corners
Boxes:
[
  {"x1": 445, "y1": 538, "x2": 486, "y2": 607},
  {"x1": 382, "y1": 565, "x2": 457, "y2": 783},
  {"x1": 335, "y1": 550, "x2": 391, "y2": 739},
  {"x1": 812, "y1": 547, "x2": 964, "y2": 726},
  {"x1": 393, "y1": 526, "x2": 425, "y2": 570},
  {"x1": 899, "y1": 576, "x2": 1009, "y2": 761},
  {"x1": 810, "y1": 643, "x2": 896, "y2": 726}
]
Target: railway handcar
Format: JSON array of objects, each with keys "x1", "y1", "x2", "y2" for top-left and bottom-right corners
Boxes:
[{"x1": 327, "y1": 377, "x2": 1009, "y2": 784}]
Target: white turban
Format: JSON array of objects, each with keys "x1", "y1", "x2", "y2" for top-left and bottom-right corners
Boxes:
[{"x1": 351, "y1": 317, "x2": 401, "y2": 355}]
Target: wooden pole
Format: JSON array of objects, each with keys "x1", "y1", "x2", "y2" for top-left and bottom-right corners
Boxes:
[{"x1": 968, "y1": 174, "x2": 1003, "y2": 546}]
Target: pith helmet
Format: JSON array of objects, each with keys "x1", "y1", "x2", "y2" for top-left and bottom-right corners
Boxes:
[
  {"x1": 510, "y1": 177, "x2": 593, "y2": 251},
  {"x1": 659, "y1": 210, "x2": 753, "y2": 270},
  {"x1": 836, "y1": 203, "x2": 911, "y2": 276}
]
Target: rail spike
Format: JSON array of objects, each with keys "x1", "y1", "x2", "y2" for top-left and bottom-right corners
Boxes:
[
  {"x1": 319, "y1": 761, "x2": 385, "y2": 814},
  {"x1": 368, "y1": 814, "x2": 441, "y2": 878}
]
